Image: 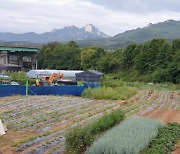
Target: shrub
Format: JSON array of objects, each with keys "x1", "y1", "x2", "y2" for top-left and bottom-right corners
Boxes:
[
  {"x1": 6, "y1": 72, "x2": 26, "y2": 80},
  {"x1": 144, "y1": 123, "x2": 180, "y2": 154},
  {"x1": 65, "y1": 109, "x2": 125, "y2": 153},
  {"x1": 86, "y1": 117, "x2": 163, "y2": 154},
  {"x1": 5, "y1": 72, "x2": 36, "y2": 85},
  {"x1": 88, "y1": 109, "x2": 125, "y2": 135},
  {"x1": 102, "y1": 78, "x2": 125, "y2": 88}
]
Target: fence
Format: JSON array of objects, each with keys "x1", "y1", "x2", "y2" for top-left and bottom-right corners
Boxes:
[{"x1": 0, "y1": 84, "x2": 100, "y2": 97}]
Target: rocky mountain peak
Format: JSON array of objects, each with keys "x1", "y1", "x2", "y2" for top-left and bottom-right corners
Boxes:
[
  {"x1": 0, "y1": 24, "x2": 109, "y2": 43},
  {"x1": 84, "y1": 24, "x2": 95, "y2": 33}
]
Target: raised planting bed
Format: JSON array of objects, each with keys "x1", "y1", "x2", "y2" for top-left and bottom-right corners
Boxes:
[
  {"x1": 0, "y1": 90, "x2": 179, "y2": 153},
  {"x1": 86, "y1": 117, "x2": 163, "y2": 154},
  {"x1": 0, "y1": 96, "x2": 123, "y2": 153}
]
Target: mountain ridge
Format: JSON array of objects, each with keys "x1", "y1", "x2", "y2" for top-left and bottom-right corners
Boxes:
[
  {"x1": 1, "y1": 20, "x2": 180, "y2": 49},
  {"x1": 0, "y1": 24, "x2": 109, "y2": 43},
  {"x1": 78, "y1": 19, "x2": 180, "y2": 49}
]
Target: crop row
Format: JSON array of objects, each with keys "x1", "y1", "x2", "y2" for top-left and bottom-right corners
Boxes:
[
  {"x1": 0, "y1": 90, "x2": 179, "y2": 153},
  {"x1": 144, "y1": 122, "x2": 180, "y2": 154},
  {"x1": 65, "y1": 109, "x2": 125, "y2": 153},
  {"x1": 86, "y1": 117, "x2": 163, "y2": 154},
  {"x1": 1, "y1": 98, "x2": 121, "y2": 153}
]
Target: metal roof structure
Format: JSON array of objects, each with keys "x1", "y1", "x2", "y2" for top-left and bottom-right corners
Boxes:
[
  {"x1": 27, "y1": 70, "x2": 84, "y2": 79},
  {"x1": 75, "y1": 70, "x2": 104, "y2": 83},
  {"x1": 88, "y1": 70, "x2": 104, "y2": 76},
  {"x1": 0, "y1": 46, "x2": 39, "y2": 52},
  {"x1": 76, "y1": 70, "x2": 104, "y2": 76}
]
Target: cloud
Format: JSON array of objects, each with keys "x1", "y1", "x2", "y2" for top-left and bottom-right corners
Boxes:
[
  {"x1": 0, "y1": 0, "x2": 180, "y2": 36},
  {"x1": 88, "y1": 0, "x2": 180, "y2": 13}
]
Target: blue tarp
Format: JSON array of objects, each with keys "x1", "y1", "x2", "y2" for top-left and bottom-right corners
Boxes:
[{"x1": 0, "y1": 84, "x2": 100, "y2": 97}]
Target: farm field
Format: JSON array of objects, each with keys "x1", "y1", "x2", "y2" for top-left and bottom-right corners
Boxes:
[{"x1": 0, "y1": 90, "x2": 180, "y2": 154}]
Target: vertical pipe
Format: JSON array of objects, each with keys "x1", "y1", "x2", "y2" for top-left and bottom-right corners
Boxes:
[
  {"x1": 26, "y1": 80, "x2": 28, "y2": 96},
  {"x1": 36, "y1": 60, "x2": 37, "y2": 70}
]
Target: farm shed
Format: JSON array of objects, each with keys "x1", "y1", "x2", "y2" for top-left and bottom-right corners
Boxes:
[{"x1": 76, "y1": 70, "x2": 104, "y2": 83}]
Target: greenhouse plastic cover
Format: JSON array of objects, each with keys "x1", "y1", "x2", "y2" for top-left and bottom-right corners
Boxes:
[{"x1": 26, "y1": 70, "x2": 83, "y2": 78}]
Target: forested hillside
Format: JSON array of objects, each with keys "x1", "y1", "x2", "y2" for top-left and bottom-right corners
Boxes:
[
  {"x1": 37, "y1": 39, "x2": 180, "y2": 83},
  {"x1": 79, "y1": 20, "x2": 180, "y2": 49}
]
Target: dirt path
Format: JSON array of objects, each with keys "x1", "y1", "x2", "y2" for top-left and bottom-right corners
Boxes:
[
  {"x1": 142, "y1": 108, "x2": 180, "y2": 154},
  {"x1": 172, "y1": 146, "x2": 180, "y2": 154},
  {"x1": 142, "y1": 108, "x2": 180, "y2": 123}
]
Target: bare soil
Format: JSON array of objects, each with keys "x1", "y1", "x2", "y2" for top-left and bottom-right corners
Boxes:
[
  {"x1": 172, "y1": 144, "x2": 180, "y2": 154},
  {"x1": 143, "y1": 108, "x2": 180, "y2": 154},
  {"x1": 0, "y1": 130, "x2": 36, "y2": 154},
  {"x1": 0, "y1": 90, "x2": 179, "y2": 153},
  {"x1": 142, "y1": 108, "x2": 180, "y2": 123}
]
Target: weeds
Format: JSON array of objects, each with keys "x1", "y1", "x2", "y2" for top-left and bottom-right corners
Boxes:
[{"x1": 82, "y1": 86, "x2": 137, "y2": 100}]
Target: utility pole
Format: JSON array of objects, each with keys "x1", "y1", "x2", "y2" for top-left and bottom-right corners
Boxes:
[{"x1": 36, "y1": 60, "x2": 38, "y2": 70}]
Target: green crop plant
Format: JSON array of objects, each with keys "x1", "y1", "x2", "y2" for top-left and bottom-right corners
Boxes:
[
  {"x1": 11, "y1": 131, "x2": 52, "y2": 147},
  {"x1": 12, "y1": 136, "x2": 37, "y2": 147},
  {"x1": 0, "y1": 115, "x2": 4, "y2": 123},
  {"x1": 144, "y1": 123, "x2": 180, "y2": 154},
  {"x1": 65, "y1": 109, "x2": 125, "y2": 153},
  {"x1": 30, "y1": 148, "x2": 35, "y2": 154},
  {"x1": 86, "y1": 117, "x2": 163, "y2": 154},
  {"x1": 164, "y1": 101, "x2": 172, "y2": 109},
  {"x1": 39, "y1": 131, "x2": 52, "y2": 137}
]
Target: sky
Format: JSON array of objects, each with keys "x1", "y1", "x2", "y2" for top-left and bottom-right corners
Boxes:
[{"x1": 0, "y1": 0, "x2": 180, "y2": 36}]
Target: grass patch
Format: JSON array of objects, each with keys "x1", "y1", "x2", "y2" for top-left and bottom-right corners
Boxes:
[
  {"x1": 65, "y1": 109, "x2": 125, "y2": 153},
  {"x1": 86, "y1": 117, "x2": 163, "y2": 154},
  {"x1": 82, "y1": 78, "x2": 137, "y2": 100},
  {"x1": 126, "y1": 81, "x2": 180, "y2": 91},
  {"x1": 82, "y1": 86, "x2": 137, "y2": 100}
]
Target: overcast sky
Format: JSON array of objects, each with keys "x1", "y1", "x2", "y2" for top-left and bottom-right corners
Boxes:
[{"x1": 0, "y1": 0, "x2": 180, "y2": 36}]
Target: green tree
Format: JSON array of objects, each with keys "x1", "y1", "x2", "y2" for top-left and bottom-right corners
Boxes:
[
  {"x1": 122, "y1": 43, "x2": 137, "y2": 70},
  {"x1": 37, "y1": 42, "x2": 81, "y2": 70},
  {"x1": 97, "y1": 49, "x2": 123, "y2": 73},
  {"x1": 172, "y1": 39, "x2": 180, "y2": 51},
  {"x1": 135, "y1": 39, "x2": 172, "y2": 74},
  {"x1": 81, "y1": 46, "x2": 105, "y2": 70},
  {"x1": 37, "y1": 42, "x2": 58, "y2": 68}
]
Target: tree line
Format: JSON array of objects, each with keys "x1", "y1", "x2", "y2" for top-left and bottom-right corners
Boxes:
[{"x1": 37, "y1": 39, "x2": 180, "y2": 83}]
